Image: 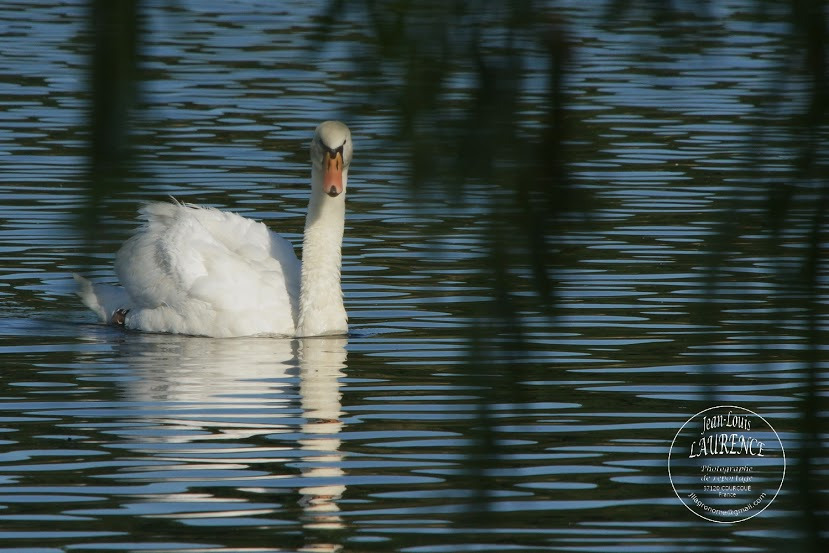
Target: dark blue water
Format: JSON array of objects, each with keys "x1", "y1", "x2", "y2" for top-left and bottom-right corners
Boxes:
[{"x1": 0, "y1": 1, "x2": 824, "y2": 551}]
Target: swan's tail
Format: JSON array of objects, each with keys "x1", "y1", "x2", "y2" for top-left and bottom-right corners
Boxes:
[{"x1": 73, "y1": 274, "x2": 130, "y2": 323}]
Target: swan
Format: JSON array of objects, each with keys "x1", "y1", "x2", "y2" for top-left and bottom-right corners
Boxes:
[{"x1": 74, "y1": 120, "x2": 352, "y2": 338}]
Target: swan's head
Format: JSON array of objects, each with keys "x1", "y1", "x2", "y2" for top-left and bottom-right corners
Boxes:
[{"x1": 311, "y1": 121, "x2": 352, "y2": 198}]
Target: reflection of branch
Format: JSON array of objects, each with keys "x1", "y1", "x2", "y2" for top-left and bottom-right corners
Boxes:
[
  {"x1": 322, "y1": 1, "x2": 573, "y2": 349},
  {"x1": 89, "y1": 0, "x2": 140, "y2": 170},
  {"x1": 328, "y1": 2, "x2": 824, "y2": 545},
  {"x1": 318, "y1": 0, "x2": 574, "y2": 528},
  {"x1": 85, "y1": 0, "x2": 143, "y2": 238}
]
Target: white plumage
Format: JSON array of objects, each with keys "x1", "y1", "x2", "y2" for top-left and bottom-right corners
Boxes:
[{"x1": 75, "y1": 121, "x2": 353, "y2": 338}]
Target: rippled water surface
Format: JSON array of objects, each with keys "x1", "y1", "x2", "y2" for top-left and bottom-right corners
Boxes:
[{"x1": 1, "y1": 1, "x2": 826, "y2": 552}]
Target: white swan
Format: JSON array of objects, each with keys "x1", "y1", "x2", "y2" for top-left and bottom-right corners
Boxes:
[{"x1": 75, "y1": 120, "x2": 352, "y2": 338}]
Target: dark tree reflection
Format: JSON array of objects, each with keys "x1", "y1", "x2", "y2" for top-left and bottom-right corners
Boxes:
[
  {"x1": 84, "y1": 0, "x2": 142, "y2": 234},
  {"x1": 318, "y1": 3, "x2": 578, "y2": 518},
  {"x1": 767, "y1": 1, "x2": 827, "y2": 549},
  {"x1": 319, "y1": 0, "x2": 825, "y2": 546},
  {"x1": 321, "y1": 0, "x2": 574, "y2": 352}
]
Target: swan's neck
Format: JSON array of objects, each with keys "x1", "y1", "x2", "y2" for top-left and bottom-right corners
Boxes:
[{"x1": 296, "y1": 168, "x2": 347, "y2": 337}]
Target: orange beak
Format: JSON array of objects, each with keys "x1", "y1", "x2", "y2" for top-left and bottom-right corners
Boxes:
[{"x1": 323, "y1": 151, "x2": 344, "y2": 197}]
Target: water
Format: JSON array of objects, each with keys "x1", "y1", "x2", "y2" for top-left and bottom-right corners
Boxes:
[{"x1": 0, "y1": 1, "x2": 825, "y2": 552}]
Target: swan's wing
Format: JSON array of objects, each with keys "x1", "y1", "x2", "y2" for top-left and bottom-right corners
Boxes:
[{"x1": 115, "y1": 202, "x2": 301, "y2": 319}]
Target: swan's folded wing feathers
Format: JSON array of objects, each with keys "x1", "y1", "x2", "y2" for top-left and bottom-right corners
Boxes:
[
  {"x1": 117, "y1": 202, "x2": 300, "y2": 333},
  {"x1": 183, "y1": 206, "x2": 301, "y2": 310}
]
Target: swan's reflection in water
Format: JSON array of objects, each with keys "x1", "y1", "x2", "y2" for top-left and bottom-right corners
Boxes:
[
  {"x1": 298, "y1": 339, "x2": 346, "y2": 531},
  {"x1": 109, "y1": 332, "x2": 347, "y2": 548}
]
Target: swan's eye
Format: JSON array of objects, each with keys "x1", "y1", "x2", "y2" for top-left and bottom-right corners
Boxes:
[{"x1": 322, "y1": 142, "x2": 345, "y2": 160}]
